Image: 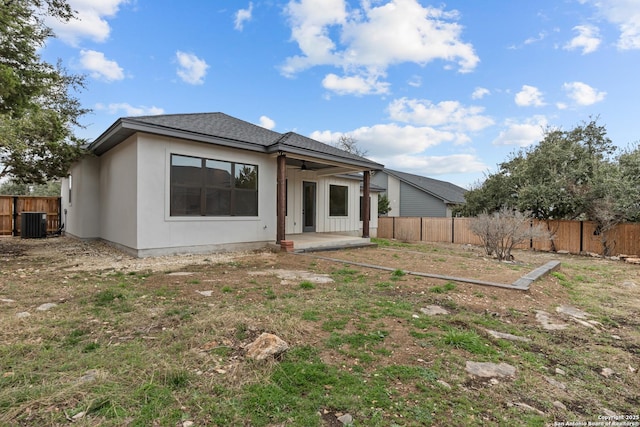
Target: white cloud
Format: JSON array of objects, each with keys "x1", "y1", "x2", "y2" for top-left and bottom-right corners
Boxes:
[
  {"x1": 515, "y1": 85, "x2": 546, "y2": 107},
  {"x1": 387, "y1": 97, "x2": 494, "y2": 132},
  {"x1": 471, "y1": 87, "x2": 490, "y2": 100},
  {"x1": 95, "y1": 103, "x2": 164, "y2": 116},
  {"x1": 584, "y1": 0, "x2": 640, "y2": 50},
  {"x1": 564, "y1": 25, "x2": 601, "y2": 54},
  {"x1": 407, "y1": 75, "x2": 422, "y2": 88},
  {"x1": 524, "y1": 31, "x2": 547, "y2": 45},
  {"x1": 47, "y1": 0, "x2": 129, "y2": 46},
  {"x1": 234, "y1": 3, "x2": 253, "y2": 31},
  {"x1": 282, "y1": 0, "x2": 478, "y2": 94},
  {"x1": 79, "y1": 50, "x2": 124, "y2": 82},
  {"x1": 311, "y1": 123, "x2": 455, "y2": 158},
  {"x1": 175, "y1": 51, "x2": 209, "y2": 85},
  {"x1": 562, "y1": 81, "x2": 606, "y2": 106},
  {"x1": 258, "y1": 115, "x2": 276, "y2": 129},
  {"x1": 322, "y1": 73, "x2": 390, "y2": 95},
  {"x1": 492, "y1": 115, "x2": 548, "y2": 147},
  {"x1": 381, "y1": 153, "x2": 487, "y2": 175}
]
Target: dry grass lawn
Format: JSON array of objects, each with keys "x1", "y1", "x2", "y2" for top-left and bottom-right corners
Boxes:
[{"x1": 0, "y1": 237, "x2": 638, "y2": 426}]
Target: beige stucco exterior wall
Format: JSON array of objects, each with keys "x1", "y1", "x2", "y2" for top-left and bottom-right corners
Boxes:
[
  {"x1": 99, "y1": 135, "x2": 138, "y2": 249},
  {"x1": 133, "y1": 133, "x2": 277, "y2": 256},
  {"x1": 63, "y1": 132, "x2": 375, "y2": 256},
  {"x1": 61, "y1": 155, "x2": 101, "y2": 239}
]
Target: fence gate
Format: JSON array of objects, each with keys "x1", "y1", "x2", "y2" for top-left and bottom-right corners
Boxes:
[{"x1": 0, "y1": 196, "x2": 62, "y2": 236}]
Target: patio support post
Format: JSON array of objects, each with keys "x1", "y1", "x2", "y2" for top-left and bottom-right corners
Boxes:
[
  {"x1": 363, "y1": 170, "x2": 370, "y2": 238},
  {"x1": 276, "y1": 153, "x2": 286, "y2": 244}
]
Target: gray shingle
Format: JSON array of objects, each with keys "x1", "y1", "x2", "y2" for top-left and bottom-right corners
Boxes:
[
  {"x1": 128, "y1": 112, "x2": 281, "y2": 146},
  {"x1": 384, "y1": 168, "x2": 467, "y2": 204},
  {"x1": 92, "y1": 112, "x2": 383, "y2": 170}
]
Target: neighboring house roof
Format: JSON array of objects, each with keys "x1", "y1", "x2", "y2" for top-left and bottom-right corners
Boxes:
[
  {"x1": 383, "y1": 168, "x2": 467, "y2": 204},
  {"x1": 334, "y1": 173, "x2": 386, "y2": 192},
  {"x1": 88, "y1": 112, "x2": 383, "y2": 170}
]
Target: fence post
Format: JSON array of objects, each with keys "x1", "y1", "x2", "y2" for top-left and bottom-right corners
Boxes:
[
  {"x1": 12, "y1": 196, "x2": 18, "y2": 236},
  {"x1": 579, "y1": 221, "x2": 584, "y2": 253},
  {"x1": 420, "y1": 217, "x2": 424, "y2": 241},
  {"x1": 451, "y1": 217, "x2": 455, "y2": 243},
  {"x1": 392, "y1": 217, "x2": 396, "y2": 239}
]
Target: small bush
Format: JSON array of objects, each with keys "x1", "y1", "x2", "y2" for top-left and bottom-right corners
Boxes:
[{"x1": 470, "y1": 208, "x2": 550, "y2": 261}]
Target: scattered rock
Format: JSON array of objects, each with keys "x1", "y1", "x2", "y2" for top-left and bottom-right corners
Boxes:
[
  {"x1": 611, "y1": 335, "x2": 621, "y2": 340},
  {"x1": 195, "y1": 290, "x2": 213, "y2": 297},
  {"x1": 248, "y1": 269, "x2": 334, "y2": 284},
  {"x1": 535, "y1": 310, "x2": 568, "y2": 330},
  {"x1": 629, "y1": 365, "x2": 637, "y2": 373},
  {"x1": 182, "y1": 421, "x2": 194, "y2": 427},
  {"x1": 337, "y1": 413, "x2": 353, "y2": 425},
  {"x1": 553, "y1": 401, "x2": 567, "y2": 411},
  {"x1": 510, "y1": 402, "x2": 545, "y2": 416},
  {"x1": 78, "y1": 369, "x2": 100, "y2": 383},
  {"x1": 465, "y1": 361, "x2": 516, "y2": 378},
  {"x1": 420, "y1": 305, "x2": 449, "y2": 316},
  {"x1": 16, "y1": 312, "x2": 31, "y2": 318},
  {"x1": 1, "y1": 298, "x2": 16, "y2": 303},
  {"x1": 602, "y1": 408, "x2": 617, "y2": 417},
  {"x1": 556, "y1": 305, "x2": 590, "y2": 319},
  {"x1": 36, "y1": 302, "x2": 57, "y2": 311},
  {"x1": 436, "y1": 379, "x2": 452, "y2": 389},
  {"x1": 245, "y1": 333, "x2": 289, "y2": 361},
  {"x1": 570, "y1": 317, "x2": 599, "y2": 330},
  {"x1": 72, "y1": 411, "x2": 86, "y2": 420},
  {"x1": 600, "y1": 368, "x2": 614, "y2": 378},
  {"x1": 621, "y1": 280, "x2": 637, "y2": 288},
  {"x1": 544, "y1": 375, "x2": 566, "y2": 390},
  {"x1": 485, "y1": 329, "x2": 531, "y2": 343},
  {"x1": 625, "y1": 258, "x2": 640, "y2": 265},
  {"x1": 168, "y1": 272, "x2": 195, "y2": 276},
  {"x1": 555, "y1": 367, "x2": 566, "y2": 376}
]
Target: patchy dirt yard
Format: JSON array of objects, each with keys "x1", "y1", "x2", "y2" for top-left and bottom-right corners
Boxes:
[{"x1": 1, "y1": 236, "x2": 639, "y2": 426}]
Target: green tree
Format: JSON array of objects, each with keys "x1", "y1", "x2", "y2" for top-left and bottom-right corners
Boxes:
[
  {"x1": 378, "y1": 193, "x2": 391, "y2": 215},
  {"x1": 0, "y1": 0, "x2": 87, "y2": 184},
  {"x1": 462, "y1": 119, "x2": 616, "y2": 221},
  {"x1": 616, "y1": 143, "x2": 640, "y2": 222},
  {"x1": 0, "y1": 178, "x2": 61, "y2": 195}
]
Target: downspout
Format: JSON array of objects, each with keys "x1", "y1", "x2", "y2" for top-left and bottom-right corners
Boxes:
[
  {"x1": 276, "y1": 153, "x2": 286, "y2": 244},
  {"x1": 362, "y1": 171, "x2": 370, "y2": 238}
]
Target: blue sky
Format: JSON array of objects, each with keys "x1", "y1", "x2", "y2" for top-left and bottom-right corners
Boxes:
[{"x1": 41, "y1": 0, "x2": 640, "y2": 188}]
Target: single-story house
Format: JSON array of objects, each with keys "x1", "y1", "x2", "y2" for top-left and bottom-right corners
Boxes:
[
  {"x1": 61, "y1": 112, "x2": 383, "y2": 257},
  {"x1": 371, "y1": 168, "x2": 467, "y2": 217}
]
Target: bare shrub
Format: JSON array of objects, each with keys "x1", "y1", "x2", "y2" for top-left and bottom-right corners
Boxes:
[{"x1": 470, "y1": 208, "x2": 550, "y2": 261}]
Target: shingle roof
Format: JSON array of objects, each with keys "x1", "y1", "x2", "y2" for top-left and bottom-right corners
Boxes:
[
  {"x1": 89, "y1": 112, "x2": 383, "y2": 170},
  {"x1": 128, "y1": 112, "x2": 281, "y2": 146},
  {"x1": 384, "y1": 168, "x2": 467, "y2": 204},
  {"x1": 275, "y1": 132, "x2": 377, "y2": 166}
]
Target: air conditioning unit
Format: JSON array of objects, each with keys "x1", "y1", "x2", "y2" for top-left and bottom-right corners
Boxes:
[{"x1": 21, "y1": 212, "x2": 47, "y2": 238}]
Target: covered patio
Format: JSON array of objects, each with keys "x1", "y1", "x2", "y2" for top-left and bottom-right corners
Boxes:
[{"x1": 280, "y1": 232, "x2": 376, "y2": 252}]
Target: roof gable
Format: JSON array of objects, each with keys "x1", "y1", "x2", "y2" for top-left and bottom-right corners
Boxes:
[
  {"x1": 384, "y1": 168, "x2": 467, "y2": 204},
  {"x1": 88, "y1": 112, "x2": 383, "y2": 170}
]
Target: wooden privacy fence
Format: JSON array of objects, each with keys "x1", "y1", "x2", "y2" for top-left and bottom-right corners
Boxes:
[
  {"x1": 0, "y1": 196, "x2": 62, "y2": 236},
  {"x1": 378, "y1": 217, "x2": 640, "y2": 257}
]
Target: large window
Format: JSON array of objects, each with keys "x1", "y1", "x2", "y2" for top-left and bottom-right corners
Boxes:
[
  {"x1": 171, "y1": 154, "x2": 258, "y2": 216},
  {"x1": 329, "y1": 185, "x2": 348, "y2": 216}
]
